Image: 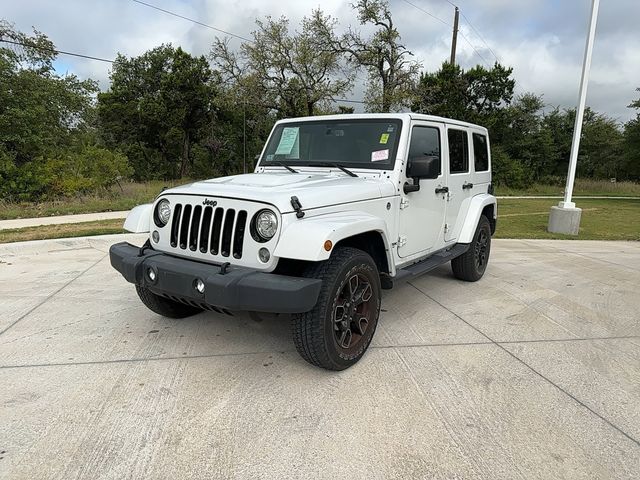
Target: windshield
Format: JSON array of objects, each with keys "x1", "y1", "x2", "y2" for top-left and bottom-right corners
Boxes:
[{"x1": 260, "y1": 119, "x2": 403, "y2": 170}]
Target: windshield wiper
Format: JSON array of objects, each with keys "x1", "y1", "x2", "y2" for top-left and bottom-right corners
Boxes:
[
  {"x1": 272, "y1": 161, "x2": 298, "y2": 173},
  {"x1": 316, "y1": 162, "x2": 358, "y2": 177}
]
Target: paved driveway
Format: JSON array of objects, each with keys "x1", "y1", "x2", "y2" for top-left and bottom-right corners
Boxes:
[{"x1": 1, "y1": 235, "x2": 639, "y2": 479}]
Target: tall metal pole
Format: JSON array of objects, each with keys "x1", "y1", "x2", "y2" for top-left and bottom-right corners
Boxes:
[
  {"x1": 242, "y1": 100, "x2": 247, "y2": 174},
  {"x1": 450, "y1": 7, "x2": 459, "y2": 65},
  {"x1": 560, "y1": 0, "x2": 600, "y2": 209}
]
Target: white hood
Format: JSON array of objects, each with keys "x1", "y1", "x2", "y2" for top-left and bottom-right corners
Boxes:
[{"x1": 163, "y1": 171, "x2": 396, "y2": 213}]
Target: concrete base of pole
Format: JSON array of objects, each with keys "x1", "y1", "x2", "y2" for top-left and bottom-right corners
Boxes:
[{"x1": 548, "y1": 205, "x2": 582, "y2": 235}]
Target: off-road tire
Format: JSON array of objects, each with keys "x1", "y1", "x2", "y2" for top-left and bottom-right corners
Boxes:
[
  {"x1": 135, "y1": 285, "x2": 202, "y2": 319},
  {"x1": 451, "y1": 215, "x2": 492, "y2": 282},
  {"x1": 292, "y1": 247, "x2": 381, "y2": 371}
]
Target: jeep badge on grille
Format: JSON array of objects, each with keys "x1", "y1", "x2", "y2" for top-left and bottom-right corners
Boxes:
[{"x1": 202, "y1": 199, "x2": 217, "y2": 206}]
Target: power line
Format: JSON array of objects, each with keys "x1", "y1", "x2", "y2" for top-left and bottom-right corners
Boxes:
[
  {"x1": 458, "y1": 10, "x2": 499, "y2": 63},
  {"x1": 130, "y1": 0, "x2": 254, "y2": 43},
  {"x1": 457, "y1": 30, "x2": 490, "y2": 66},
  {"x1": 397, "y1": 0, "x2": 492, "y2": 67},
  {"x1": 0, "y1": 38, "x2": 114, "y2": 63},
  {"x1": 398, "y1": 0, "x2": 451, "y2": 27}
]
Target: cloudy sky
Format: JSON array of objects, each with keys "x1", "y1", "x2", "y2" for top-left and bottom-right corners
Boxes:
[{"x1": 4, "y1": 0, "x2": 640, "y2": 121}]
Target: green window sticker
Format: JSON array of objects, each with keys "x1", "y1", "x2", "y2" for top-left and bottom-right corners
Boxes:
[
  {"x1": 275, "y1": 127, "x2": 299, "y2": 155},
  {"x1": 379, "y1": 133, "x2": 389, "y2": 144}
]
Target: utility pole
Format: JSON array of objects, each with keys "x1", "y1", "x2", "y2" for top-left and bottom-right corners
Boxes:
[
  {"x1": 548, "y1": 0, "x2": 600, "y2": 235},
  {"x1": 450, "y1": 7, "x2": 459, "y2": 65}
]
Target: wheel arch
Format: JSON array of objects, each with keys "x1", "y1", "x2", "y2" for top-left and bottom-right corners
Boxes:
[
  {"x1": 457, "y1": 194, "x2": 497, "y2": 243},
  {"x1": 273, "y1": 211, "x2": 395, "y2": 275}
]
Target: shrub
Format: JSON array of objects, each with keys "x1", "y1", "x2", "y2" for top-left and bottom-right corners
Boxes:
[
  {"x1": 45, "y1": 145, "x2": 133, "y2": 196},
  {"x1": 491, "y1": 145, "x2": 527, "y2": 189}
]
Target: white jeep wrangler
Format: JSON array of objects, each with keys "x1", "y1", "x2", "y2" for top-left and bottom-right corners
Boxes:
[{"x1": 110, "y1": 113, "x2": 497, "y2": 370}]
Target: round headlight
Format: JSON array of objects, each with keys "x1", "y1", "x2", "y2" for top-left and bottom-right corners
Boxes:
[
  {"x1": 254, "y1": 210, "x2": 278, "y2": 240},
  {"x1": 154, "y1": 199, "x2": 171, "y2": 227}
]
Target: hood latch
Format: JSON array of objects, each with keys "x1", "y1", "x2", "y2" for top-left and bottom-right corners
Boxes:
[{"x1": 290, "y1": 196, "x2": 305, "y2": 219}]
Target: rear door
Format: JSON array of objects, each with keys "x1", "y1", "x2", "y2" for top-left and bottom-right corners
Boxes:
[
  {"x1": 398, "y1": 121, "x2": 447, "y2": 258},
  {"x1": 444, "y1": 126, "x2": 474, "y2": 241},
  {"x1": 470, "y1": 129, "x2": 491, "y2": 190}
]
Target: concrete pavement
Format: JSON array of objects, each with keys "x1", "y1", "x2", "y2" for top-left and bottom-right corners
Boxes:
[
  {"x1": 0, "y1": 211, "x2": 129, "y2": 231},
  {"x1": 0, "y1": 235, "x2": 639, "y2": 479}
]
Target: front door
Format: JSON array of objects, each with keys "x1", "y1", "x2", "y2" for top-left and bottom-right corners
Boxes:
[{"x1": 398, "y1": 122, "x2": 447, "y2": 258}]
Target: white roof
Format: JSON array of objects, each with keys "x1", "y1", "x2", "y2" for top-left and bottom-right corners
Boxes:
[{"x1": 275, "y1": 113, "x2": 488, "y2": 133}]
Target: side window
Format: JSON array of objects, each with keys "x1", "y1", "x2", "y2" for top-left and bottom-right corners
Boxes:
[
  {"x1": 447, "y1": 129, "x2": 469, "y2": 174},
  {"x1": 409, "y1": 126, "x2": 441, "y2": 176},
  {"x1": 472, "y1": 133, "x2": 489, "y2": 172}
]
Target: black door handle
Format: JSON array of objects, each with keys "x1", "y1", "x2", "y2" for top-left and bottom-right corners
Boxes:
[
  {"x1": 435, "y1": 186, "x2": 449, "y2": 194},
  {"x1": 462, "y1": 182, "x2": 474, "y2": 190}
]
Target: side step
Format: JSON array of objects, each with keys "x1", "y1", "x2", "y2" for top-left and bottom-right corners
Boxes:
[{"x1": 393, "y1": 243, "x2": 469, "y2": 284}]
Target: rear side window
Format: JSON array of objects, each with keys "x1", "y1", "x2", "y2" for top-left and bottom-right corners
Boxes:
[
  {"x1": 409, "y1": 126, "x2": 441, "y2": 176},
  {"x1": 472, "y1": 133, "x2": 489, "y2": 172},
  {"x1": 447, "y1": 129, "x2": 468, "y2": 173}
]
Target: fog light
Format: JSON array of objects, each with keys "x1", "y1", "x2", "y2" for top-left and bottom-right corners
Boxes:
[
  {"x1": 152, "y1": 230, "x2": 160, "y2": 243},
  {"x1": 147, "y1": 267, "x2": 157, "y2": 282},
  {"x1": 194, "y1": 278, "x2": 205, "y2": 294},
  {"x1": 258, "y1": 247, "x2": 270, "y2": 263}
]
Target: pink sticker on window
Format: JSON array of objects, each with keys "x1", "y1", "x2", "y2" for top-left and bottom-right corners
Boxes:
[{"x1": 371, "y1": 149, "x2": 389, "y2": 162}]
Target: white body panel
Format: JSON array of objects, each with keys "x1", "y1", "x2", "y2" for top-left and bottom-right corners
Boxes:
[
  {"x1": 457, "y1": 194, "x2": 497, "y2": 244},
  {"x1": 131, "y1": 113, "x2": 496, "y2": 277},
  {"x1": 275, "y1": 208, "x2": 396, "y2": 275},
  {"x1": 123, "y1": 204, "x2": 152, "y2": 233}
]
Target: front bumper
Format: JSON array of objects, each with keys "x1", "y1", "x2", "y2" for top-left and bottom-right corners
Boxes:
[{"x1": 109, "y1": 242, "x2": 322, "y2": 314}]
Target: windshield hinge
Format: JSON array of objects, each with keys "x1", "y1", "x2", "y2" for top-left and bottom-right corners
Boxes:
[
  {"x1": 400, "y1": 198, "x2": 409, "y2": 210},
  {"x1": 397, "y1": 235, "x2": 407, "y2": 247}
]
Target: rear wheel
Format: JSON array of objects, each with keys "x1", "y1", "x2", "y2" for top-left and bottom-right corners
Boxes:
[
  {"x1": 135, "y1": 285, "x2": 202, "y2": 319},
  {"x1": 451, "y1": 215, "x2": 492, "y2": 282},
  {"x1": 292, "y1": 247, "x2": 381, "y2": 370}
]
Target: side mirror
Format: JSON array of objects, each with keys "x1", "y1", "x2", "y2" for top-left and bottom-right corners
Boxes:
[
  {"x1": 404, "y1": 155, "x2": 440, "y2": 194},
  {"x1": 407, "y1": 155, "x2": 440, "y2": 179}
]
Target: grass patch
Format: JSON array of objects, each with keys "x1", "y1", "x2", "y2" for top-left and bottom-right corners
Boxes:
[
  {"x1": 496, "y1": 198, "x2": 640, "y2": 240},
  {"x1": 496, "y1": 179, "x2": 640, "y2": 197},
  {"x1": 0, "y1": 179, "x2": 191, "y2": 220},
  {"x1": 0, "y1": 219, "x2": 126, "y2": 243}
]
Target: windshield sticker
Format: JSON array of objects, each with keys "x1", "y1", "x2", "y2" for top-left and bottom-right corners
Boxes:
[
  {"x1": 387, "y1": 125, "x2": 395, "y2": 132},
  {"x1": 379, "y1": 133, "x2": 389, "y2": 144},
  {"x1": 371, "y1": 149, "x2": 389, "y2": 162},
  {"x1": 275, "y1": 127, "x2": 299, "y2": 155}
]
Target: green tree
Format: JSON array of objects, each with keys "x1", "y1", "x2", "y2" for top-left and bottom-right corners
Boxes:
[
  {"x1": 542, "y1": 107, "x2": 624, "y2": 180},
  {"x1": 496, "y1": 94, "x2": 556, "y2": 182},
  {"x1": 314, "y1": 0, "x2": 420, "y2": 112},
  {"x1": 211, "y1": 10, "x2": 351, "y2": 118},
  {"x1": 0, "y1": 21, "x2": 99, "y2": 200},
  {"x1": 413, "y1": 61, "x2": 515, "y2": 124},
  {"x1": 623, "y1": 88, "x2": 640, "y2": 180},
  {"x1": 98, "y1": 45, "x2": 215, "y2": 179}
]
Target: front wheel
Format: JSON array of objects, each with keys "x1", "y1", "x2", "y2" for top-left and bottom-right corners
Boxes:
[
  {"x1": 292, "y1": 247, "x2": 381, "y2": 370},
  {"x1": 451, "y1": 215, "x2": 492, "y2": 282}
]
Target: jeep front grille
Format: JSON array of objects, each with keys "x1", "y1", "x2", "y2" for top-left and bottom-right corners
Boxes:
[{"x1": 169, "y1": 204, "x2": 248, "y2": 259}]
